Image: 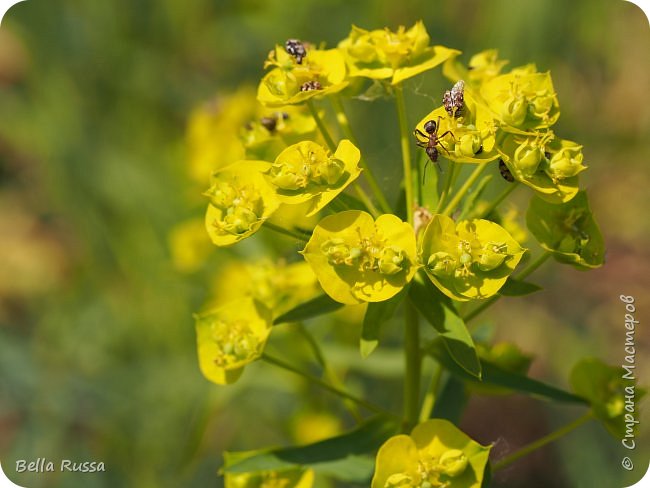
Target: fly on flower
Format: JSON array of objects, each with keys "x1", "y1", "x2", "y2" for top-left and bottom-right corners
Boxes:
[
  {"x1": 443, "y1": 79, "x2": 465, "y2": 117},
  {"x1": 285, "y1": 38, "x2": 307, "y2": 64}
]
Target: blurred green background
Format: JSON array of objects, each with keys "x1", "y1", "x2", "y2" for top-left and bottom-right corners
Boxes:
[{"x1": 0, "y1": 0, "x2": 648, "y2": 487}]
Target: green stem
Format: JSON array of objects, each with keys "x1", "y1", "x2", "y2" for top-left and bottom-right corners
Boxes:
[
  {"x1": 307, "y1": 99, "x2": 336, "y2": 152},
  {"x1": 493, "y1": 411, "x2": 593, "y2": 472},
  {"x1": 331, "y1": 96, "x2": 392, "y2": 214},
  {"x1": 261, "y1": 352, "x2": 397, "y2": 418},
  {"x1": 395, "y1": 84, "x2": 414, "y2": 225},
  {"x1": 354, "y1": 183, "x2": 381, "y2": 218},
  {"x1": 442, "y1": 163, "x2": 489, "y2": 217},
  {"x1": 264, "y1": 222, "x2": 309, "y2": 242},
  {"x1": 403, "y1": 301, "x2": 420, "y2": 430},
  {"x1": 463, "y1": 251, "x2": 552, "y2": 323},
  {"x1": 296, "y1": 324, "x2": 362, "y2": 421},
  {"x1": 435, "y1": 161, "x2": 458, "y2": 214},
  {"x1": 475, "y1": 181, "x2": 520, "y2": 219},
  {"x1": 418, "y1": 363, "x2": 443, "y2": 423}
]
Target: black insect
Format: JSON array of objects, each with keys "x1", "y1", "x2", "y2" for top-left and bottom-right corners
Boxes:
[
  {"x1": 300, "y1": 80, "x2": 322, "y2": 91},
  {"x1": 285, "y1": 39, "x2": 307, "y2": 64},
  {"x1": 259, "y1": 112, "x2": 289, "y2": 133},
  {"x1": 443, "y1": 80, "x2": 465, "y2": 118},
  {"x1": 498, "y1": 159, "x2": 515, "y2": 182},
  {"x1": 414, "y1": 116, "x2": 455, "y2": 171}
]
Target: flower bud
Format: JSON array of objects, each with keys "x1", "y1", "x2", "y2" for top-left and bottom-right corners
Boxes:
[
  {"x1": 529, "y1": 90, "x2": 555, "y2": 119},
  {"x1": 379, "y1": 246, "x2": 406, "y2": 275},
  {"x1": 207, "y1": 182, "x2": 237, "y2": 209},
  {"x1": 438, "y1": 449, "x2": 468, "y2": 477},
  {"x1": 548, "y1": 147, "x2": 585, "y2": 180},
  {"x1": 513, "y1": 141, "x2": 543, "y2": 177},
  {"x1": 458, "y1": 133, "x2": 482, "y2": 157},
  {"x1": 477, "y1": 243, "x2": 507, "y2": 271},
  {"x1": 501, "y1": 96, "x2": 527, "y2": 127},
  {"x1": 269, "y1": 164, "x2": 304, "y2": 190},
  {"x1": 317, "y1": 157, "x2": 346, "y2": 185},
  {"x1": 427, "y1": 252, "x2": 457, "y2": 277},
  {"x1": 321, "y1": 238, "x2": 352, "y2": 266}
]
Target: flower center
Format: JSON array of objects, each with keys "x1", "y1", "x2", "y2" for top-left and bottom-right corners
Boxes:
[
  {"x1": 207, "y1": 181, "x2": 264, "y2": 236},
  {"x1": 270, "y1": 148, "x2": 345, "y2": 191},
  {"x1": 320, "y1": 229, "x2": 409, "y2": 276},
  {"x1": 210, "y1": 319, "x2": 260, "y2": 367}
]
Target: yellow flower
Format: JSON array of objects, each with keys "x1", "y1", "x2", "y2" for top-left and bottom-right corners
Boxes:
[
  {"x1": 204, "y1": 161, "x2": 280, "y2": 247},
  {"x1": 443, "y1": 49, "x2": 509, "y2": 89},
  {"x1": 372, "y1": 419, "x2": 491, "y2": 488},
  {"x1": 291, "y1": 411, "x2": 342, "y2": 445},
  {"x1": 420, "y1": 215, "x2": 525, "y2": 301},
  {"x1": 302, "y1": 211, "x2": 418, "y2": 304},
  {"x1": 414, "y1": 90, "x2": 499, "y2": 164},
  {"x1": 265, "y1": 139, "x2": 361, "y2": 216},
  {"x1": 339, "y1": 21, "x2": 460, "y2": 85},
  {"x1": 195, "y1": 297, "x2": 272, "y2": 385},
  {"x1": 257, "y1": 46, "x2": 348, "y2": 107},
  {"x1": 186, "y1": 88, "x2": 257, "y2": 183},
  {"x1": 241, "y1": 105, "x2": 318, "y2": 161},
  {"x1": 496, "y1": 130, "x2": 581, "y2": 203},
  {"x1": 480, "y1": 69, "x2": 560, "y2": 130},
  {"x1": 209, "y1": 258, "x2": 320, "y2": 317}
]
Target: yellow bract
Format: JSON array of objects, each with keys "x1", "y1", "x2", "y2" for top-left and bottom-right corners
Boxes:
[
  {"x1": 481, "y1": 70, "x2": 560, "y2": 131},
  {"x1": 195, "y1": 297, "x2": 272, "y2": 385},
  {"x1": 208, "y1": 258, "x2": 320, "y2": 318},
  {"x1": 204, "y1": 161, "x2": 280, "y2": 247},
  {"x1": 186, "y1": 88, "x2": 256, "y2": 183},
  {"x1": 339, "y1": 21, "x2": 460, "y2": 85},
  {"x1": 265, "y1": 139, "x2": 362, "y2": 216},
  {"x1": 302, "y1": 211, "x2": 418, "y2": 304},
  {"x1": 420, "y1": 215, "x2": 525, "y2": 301},
  {"x1": 372, "y1": 419, "x2": 491, "y2": 488},
  {"x1": 496, "y1": 131, "x2": 584, "y2": 203},
  {"x1": 258, "y1": 46, "x2": 348, "y2": 107}
]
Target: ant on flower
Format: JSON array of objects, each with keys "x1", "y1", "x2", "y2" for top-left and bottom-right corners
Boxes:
[{"x1": 413, "y1": 116, "x2": 456, "y2": 176}]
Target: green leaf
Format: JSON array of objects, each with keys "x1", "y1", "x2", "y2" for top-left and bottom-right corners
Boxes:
[
  {"x1": 409, "y1": 277, "x2": 482, "y2": 379},
  {"x1": 428, "y1": 339, "x2": 587, "y2": 404},
  {"x1": 361, "y1": 290, "x2": 404, "y2": 358},
  {"x1": 458, "y1": 174, "x2": 493, "y2": 220},
  {"x1": 273, "y1": 294, "x2": 343, "y2": 325},
  {"x1": 224, "y1": 416, "x2": 399, "y2": 483},
  {"x1": 499, "y1": 277, "x2": 542, "y2": 296},
  {"x1": 526, "y1": 191, "x2": 605, "y2": 269},
  {"x1": 570, "y1": 357, "x2": 646, "y2": 438}
]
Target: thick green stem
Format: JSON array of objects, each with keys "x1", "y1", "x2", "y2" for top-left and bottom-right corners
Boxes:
[
  {"x1": 331, "y1": 96, "x2": 392, "y2": 214},
  {"x1": 463, "y1": 251, "x2": 552, "y2": 323},
  {"x1": 395, "y1": 84, "x2": 414, "y2": 226},
  {"x1": 493, "y1": 411, "x2": 593, "y2": 472},
  {"x1": 307, "y1": 99, "x2": 336, "y2": 152},
  {"x1": 442, "y1": 163, "x2": 489, "y2": 217},
  {"x1": 403, "y1": 302, "x2": 420, "y2": 430},
  {"x1": 262, "y1": 352, "x2": 398, "y2": 418},
  {"x1": 475, "y1": 181, "x2": 520, "y2": 219},
  {"x1": 264, "y1": 222, "x2": 309, "y2": 242}
]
